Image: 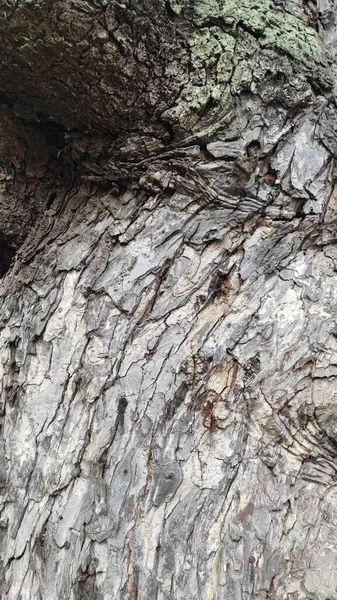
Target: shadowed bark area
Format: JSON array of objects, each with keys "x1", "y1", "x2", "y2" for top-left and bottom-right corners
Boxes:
[{"x1": 1, "y1": 1, "x2": 337, "y2": 599}]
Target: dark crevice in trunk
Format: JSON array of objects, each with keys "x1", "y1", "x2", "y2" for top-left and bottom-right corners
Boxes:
[{"x1": 0, "y1": 240, "x2": 16, "y2": 277}]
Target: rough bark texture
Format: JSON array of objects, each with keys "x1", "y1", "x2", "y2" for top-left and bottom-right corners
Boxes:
[{"x1": 1, "y1": 1, "x2": 337, "y2": 599}]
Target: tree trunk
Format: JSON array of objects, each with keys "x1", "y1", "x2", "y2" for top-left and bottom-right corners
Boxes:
[{"x1": 1, "y1": 1, "x2": 337, "y2": 599}]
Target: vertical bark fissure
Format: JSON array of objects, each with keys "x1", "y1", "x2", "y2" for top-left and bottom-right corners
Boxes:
[{"x1": 1, "y1": 1, "x2": 337, "y2": 599}]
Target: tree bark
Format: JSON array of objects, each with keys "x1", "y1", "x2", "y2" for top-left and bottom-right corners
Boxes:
[{"x1": 1, "y1": 1, "x2": 337, "y2": 599}]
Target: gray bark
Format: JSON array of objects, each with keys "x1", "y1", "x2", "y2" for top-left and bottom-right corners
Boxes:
[{"x1": 1, "y1": 1, "x2": 337, "y2": 599}]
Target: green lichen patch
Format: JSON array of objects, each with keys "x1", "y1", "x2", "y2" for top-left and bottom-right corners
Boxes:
[
  {"x1": 190, "y1": 27, "x2": 235, "y2": 75},
  {"x1": 165, "y1": 0, "x2": 332, "y2": 132},
  {"x1": 194, "y1": 0, "x2": 270, "y2": 33},
  {"x1": 262, "y1": 11, "x2": 325, "y2": 68},
  {"x1": 165, "y1": 26, "x2": 235, "y2": 127},
  {"x1": 168, "y1": 0, "x2": 184, "y2": 14},
  {"x1": 177, "y1": 0, "x2": 329, "y2": 69},
  {"x1": 169, "y1": 0, "x2": 330, "y2": 77}
]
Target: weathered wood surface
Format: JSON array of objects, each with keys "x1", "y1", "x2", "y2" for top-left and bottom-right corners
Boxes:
[{"x1": 1, "y1": 1, "x2": 337, "y2": 599}]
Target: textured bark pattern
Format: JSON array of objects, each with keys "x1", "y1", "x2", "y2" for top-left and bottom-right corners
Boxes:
[
  {"x1": 1, "y1": 1, "x2": 337, "y2": 599},
  {"x1": 0, "y1": 0, "x2": 183, "y2": 130}
]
